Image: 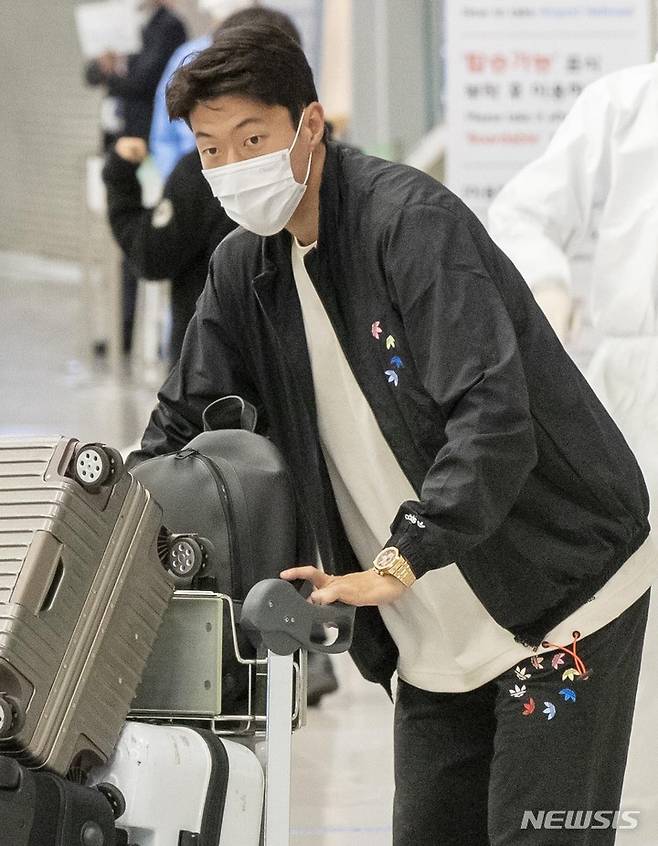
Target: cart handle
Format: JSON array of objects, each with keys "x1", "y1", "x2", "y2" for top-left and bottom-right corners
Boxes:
[{"x1": 240, "y1": 579, "x2": 355, "y2": 656}]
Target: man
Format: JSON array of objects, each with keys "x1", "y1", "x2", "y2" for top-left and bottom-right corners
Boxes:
[
  {"x1": 86, "y1": 0, "x2": 187, "y2": 352},
  {"x1": 131, "y1": 24, "x2": 657, "y2": 844},
  {"x1": 488, "y1": 57, "x2": 658, "y2": 843},
  {"x1": 149, "y1": 3, "x2": 302, "y2": 178}
]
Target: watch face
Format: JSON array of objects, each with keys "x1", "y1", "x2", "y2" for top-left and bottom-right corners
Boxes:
[{"x1": 375, "y1": 547, "x2": 398, "y2": 569}]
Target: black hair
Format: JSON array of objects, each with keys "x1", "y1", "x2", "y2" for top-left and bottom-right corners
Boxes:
[
  {"x1": 166, "y1": 22, "x2": 318, "y2": 128},
  {"x1": 217, "y1": 6, "x2": 302, "y2": 46}
]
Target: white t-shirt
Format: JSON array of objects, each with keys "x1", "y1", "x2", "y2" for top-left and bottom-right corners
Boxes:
[{"x1": 291, "y1": 238, "x2": 658, "y2": 692}]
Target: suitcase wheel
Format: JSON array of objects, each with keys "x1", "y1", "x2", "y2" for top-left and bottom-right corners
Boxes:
[
  {"x1": 168, "y1": 535, "x2": 205, "y2": 584},
  {"x1": 74, "y1": 444, "x2": 123, "y2": 492},
  {"x1": 0, "y1": 694, "x2": 21, "y2": 739},
  {"x1": 96, "y1": 782, "x2": 126, "y2": 820}
]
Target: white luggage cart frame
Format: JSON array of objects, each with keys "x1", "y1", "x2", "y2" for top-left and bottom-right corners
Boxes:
[{"x1": 129, "y1": 591, "x2": 308, "y2": 846}]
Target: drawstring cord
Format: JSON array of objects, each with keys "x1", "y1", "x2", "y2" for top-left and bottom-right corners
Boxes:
[{"x1": 541, "y1": 630, "x2": 589, "y2": 679}]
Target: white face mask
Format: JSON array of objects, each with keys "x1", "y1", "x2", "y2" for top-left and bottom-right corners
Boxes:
[{"x1": 202, "y1": 110, "x2": 313, "y2": 237}]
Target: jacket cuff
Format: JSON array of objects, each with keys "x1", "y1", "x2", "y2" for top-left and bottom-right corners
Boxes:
[
  {"x1": 102, "y1": 149, "x2": 140, "y2": 184},
  {"x1": 383, "y1": 531, "x2": 426, "y2": 579},
  {"x1": 384, "y1": 506, "x2": 453, "y2": 580}
]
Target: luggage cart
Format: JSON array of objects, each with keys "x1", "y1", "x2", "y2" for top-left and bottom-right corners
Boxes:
[{"x1": 112, "y1": 579, "x2": 355, "y2": 846}]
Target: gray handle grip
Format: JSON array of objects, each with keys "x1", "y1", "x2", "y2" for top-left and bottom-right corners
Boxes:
[
  {"x1": 202, "y1": 395, "x2": 258, "y2": 433},
  {"x1": 240, "y1": 579, "x2": 356, "y2": 656}
]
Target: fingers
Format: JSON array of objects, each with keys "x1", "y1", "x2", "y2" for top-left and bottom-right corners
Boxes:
[
  {"x1": 280, "y1": 565, "x2": 330, "y2": 589},
  {"x1": 310, "y1": 584, "x2": 341, "y2": 605}
]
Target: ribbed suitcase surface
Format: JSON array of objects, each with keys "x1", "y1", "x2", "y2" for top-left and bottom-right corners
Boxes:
[{"x1": 0, "y1": 436, "x2": 174, "y2": 775}]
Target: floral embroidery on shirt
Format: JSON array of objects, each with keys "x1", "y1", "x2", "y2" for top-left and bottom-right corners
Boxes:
[
  {"x1": 559, "y1": 688, "x2": 576, "y2": 702},
  {"x1": 530, "y1": 655, "x2": 544, "y2": 670},
  {"x1": 371, "y1": 321, "x2": 382, "y2": 339},
  {"x1": 386, "y1": 335, "x2": 396, "y2": 349},
  {"x1": 543, "y1": 701, "x2": 557, "y2": 720},
  {"x1": 390, "y1": 355, "x2": 404, "y2": 369}
]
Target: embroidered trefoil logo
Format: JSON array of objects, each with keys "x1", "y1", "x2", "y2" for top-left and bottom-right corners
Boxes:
[
  {"x1": 551, "y1": 652, "x2": 566, "y2": 670},
  {"x1": 509, "y1": 684, "x2": 527, "y2": 698},
  {"x1": 372, "y1": 320, "x2": 404, "y2": 387},
  {"x1": 522, "y1": 697, "x2": 535, "y2": 716},
  {"x1": 404, "y1": 513, "x2": 426, "y2": 529}
]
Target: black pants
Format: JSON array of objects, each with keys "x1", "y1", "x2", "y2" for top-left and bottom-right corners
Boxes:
[
  {"x1": 393, "y1": 591, "x2": 650, "y2": 845},
  {"x1": 122, "y1": 258, "x2": 138, "y2": 354}
]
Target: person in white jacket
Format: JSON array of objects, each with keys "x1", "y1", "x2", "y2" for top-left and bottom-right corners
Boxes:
[{"x1": 488, "y1": 57, "x2": 658, "y2": 844}]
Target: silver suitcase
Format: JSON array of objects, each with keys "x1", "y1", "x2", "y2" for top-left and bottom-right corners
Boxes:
[{"x1": 0, "y1": 436, "x2": 177, "y2": 775}]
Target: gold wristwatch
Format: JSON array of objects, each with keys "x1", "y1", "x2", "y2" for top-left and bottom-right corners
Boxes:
[{"x1": 372, "y1": 546, "x2": 417, "y2": 588}]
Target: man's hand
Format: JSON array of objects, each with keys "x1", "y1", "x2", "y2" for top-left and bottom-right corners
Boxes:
[
  {"x1": 280, "y1": 565, "x2": 409, "y2": 607},
  {"x1": 115, "y1": 137, "x2": 148, "y2": 164}
]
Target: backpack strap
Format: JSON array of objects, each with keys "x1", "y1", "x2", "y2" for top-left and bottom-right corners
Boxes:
[{"x1": 202, "y1": 396, "x2": 258, "y2": 433}]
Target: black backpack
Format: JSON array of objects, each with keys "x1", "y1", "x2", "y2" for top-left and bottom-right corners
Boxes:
[
  {"x1": 131, "y1": 395, "x2": 297, "y2": 599},
  {"x1": 131, "y1": 396, "x2": 297, "y2": 713}
]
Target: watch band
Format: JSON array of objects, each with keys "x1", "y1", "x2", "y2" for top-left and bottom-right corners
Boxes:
[
  {"x1": 387, "y1": 555, "x2": 417, "y2": 588},
  {"x1": 372, "y1": 547, "x2": 417, "y2": 588}
]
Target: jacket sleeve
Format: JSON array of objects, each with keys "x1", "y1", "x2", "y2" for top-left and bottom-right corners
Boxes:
[
  {"x1": 127, "y1": 242, "x2": 260, "y2": 468},
  {"x1": 487, "y1": 79, "x2": 613, "y2": 294},
  {"x1": 383, "y1": 206, "x2": 538, "y2": 578},
  {"x1": 102, "y1": 150, "x2": 220, "y2": 280}
]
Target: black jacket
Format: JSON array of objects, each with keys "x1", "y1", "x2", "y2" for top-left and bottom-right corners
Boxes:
[
  {"x1": 131, "y1": 141, "x2": 650, "y2": 690},
  {"x1": 86, "y1": 7, "x2": 186, "y2": 139},
  {"x1": 102, "y1": 149, "x2": 236, "y2": 360}
]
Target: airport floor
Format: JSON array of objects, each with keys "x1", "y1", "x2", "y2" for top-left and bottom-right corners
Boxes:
[{"x1": 0, "y1": 254, "x2": 395, "y2": 845}]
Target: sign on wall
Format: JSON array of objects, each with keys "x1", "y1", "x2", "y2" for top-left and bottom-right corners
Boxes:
[{"x1": 445, "y1": 1, "x2": 653, "y2": 221}]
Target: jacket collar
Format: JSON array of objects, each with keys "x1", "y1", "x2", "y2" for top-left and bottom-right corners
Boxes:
[
  {"x1": 252, "y1": 140, "x2": 342, "y2": 283},
  {"x1": 250, "y1": 142, "x2": 344, "y2": 412}
]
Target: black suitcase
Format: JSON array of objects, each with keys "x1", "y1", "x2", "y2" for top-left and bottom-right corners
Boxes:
[{"x1": 0, "y1": 755, "x2": 116, "y2": 846}]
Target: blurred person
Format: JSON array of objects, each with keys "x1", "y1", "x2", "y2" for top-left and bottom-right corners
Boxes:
[
  {"x1": 150, "y1": 2, "x2": 302, "y2": 178},
  {"x1": 86, "y1": 0, "x2": 187, "y2": 148},
  {"x1": 102, "y1": 137, "x2": 237, "y2": 365},
  {"x1": 128, "y1": 26, "x2": 658, "y2": 844},
  {"x1": 86, "y1": 0, "x2": 187, "y2": 353},
  {"x1": 488, "y1": 57, "x2": 658, "y2": 842}
]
